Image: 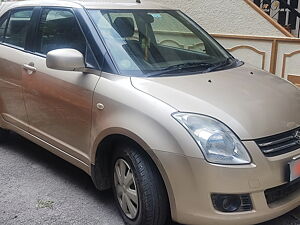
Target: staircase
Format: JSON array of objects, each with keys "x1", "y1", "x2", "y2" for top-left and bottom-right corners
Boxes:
[{"x1": 253, "y1": 0, "x2": 300, "y2": 37}]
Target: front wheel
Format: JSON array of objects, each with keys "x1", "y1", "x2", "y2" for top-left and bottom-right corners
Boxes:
[{"x1": 112, "y1": 144, "x2": 170, "y2": 225}]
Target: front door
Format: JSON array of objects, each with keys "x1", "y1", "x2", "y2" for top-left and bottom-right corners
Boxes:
[{"x1": 22, "y1": 8, "x2": 100, "y2": 164}]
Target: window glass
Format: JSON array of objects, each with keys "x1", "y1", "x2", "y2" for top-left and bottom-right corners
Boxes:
[
  {"x1": 151, "y1": 13, "x2": 206, "y2": 53},
  {"x1": 0, "y1": 13, "x2": 9, "y2": 41},
  {"x1": 89, "y1": 10, "x2": 235, "y2": 77},
  {"x1": 4, "y1": 9, "x2": 33, "y2": 48},
  {"x1": 37, "y1": 9, "x2": 86, "y2": 55}
]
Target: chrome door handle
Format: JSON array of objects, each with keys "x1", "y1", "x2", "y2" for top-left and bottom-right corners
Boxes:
[{"x1": 23, "y1": 63, "x2": 36, "y2": 74}]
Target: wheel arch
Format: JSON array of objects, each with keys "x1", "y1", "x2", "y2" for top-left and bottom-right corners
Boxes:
[{"x1": 90, "y1": 128, "x2": 177, "y2": 219}]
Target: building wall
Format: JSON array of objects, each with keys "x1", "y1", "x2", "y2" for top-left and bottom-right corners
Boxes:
[{"x1": 147, "y1": 0, "x2": 287, "y2": 37}]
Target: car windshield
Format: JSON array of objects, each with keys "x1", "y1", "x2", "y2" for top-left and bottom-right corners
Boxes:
[{"x1": 88, "y1": 9, "x2": 241, "y2": 77}]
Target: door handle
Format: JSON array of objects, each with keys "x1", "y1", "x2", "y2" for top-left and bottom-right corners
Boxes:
[{"x1": 23, "y1": 63, "x2": 36, "y2": 74}]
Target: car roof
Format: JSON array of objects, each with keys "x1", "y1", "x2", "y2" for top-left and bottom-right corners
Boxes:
[
  {"x1": 80, "y1": 0, "x2": 173, "y2": 10},
  {"x1": 0, "y1": 0, "x2": 174, "y2": 15}
]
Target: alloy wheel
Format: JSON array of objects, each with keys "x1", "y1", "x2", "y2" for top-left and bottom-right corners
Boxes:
[{"x1": 114, "y1": 158, "x2": 139, "y2": 220}]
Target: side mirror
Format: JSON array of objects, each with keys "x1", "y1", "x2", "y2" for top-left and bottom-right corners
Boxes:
[{"x1": 46, "y1": 48, "x2": 85, "y2": 71}]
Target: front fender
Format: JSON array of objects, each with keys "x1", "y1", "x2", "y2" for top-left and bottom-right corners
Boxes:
[
  {"x1": 90, "y1": 73, "x2": 205, "y2": 220},
  {"x1": 90, "y1": 73, "x2": 203, "y2": 163}
]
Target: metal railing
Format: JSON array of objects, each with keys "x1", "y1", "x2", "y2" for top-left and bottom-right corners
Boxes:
[{"x1": 254, "y1": 0, "x2": 300, "y2": 37}]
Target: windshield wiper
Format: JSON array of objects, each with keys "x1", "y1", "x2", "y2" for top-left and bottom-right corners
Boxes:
[
  {"x1": 203, "y1": 58, "x2": 241, "y2": 73},
  {"x1": 147, "y1": 58, "x2": 242, "y2": 77},
  {"x1": 147, "y1": 62, "x2": 214, "y2": 77}
]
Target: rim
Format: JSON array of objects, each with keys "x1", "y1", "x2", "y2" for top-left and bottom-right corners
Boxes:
[{"x1": 114, "y1": 158, "x2": 139, "y2": 220}]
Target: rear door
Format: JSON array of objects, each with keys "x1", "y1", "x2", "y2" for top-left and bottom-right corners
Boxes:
[
  {"x1": 0, "y1": 8, "x2": 34, "y2": 131},
  {"x1": 22, "y1": 8, "x2": 101, "y2": 165}
]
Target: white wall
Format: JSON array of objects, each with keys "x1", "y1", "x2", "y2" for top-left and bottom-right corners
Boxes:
[{"x1": 147, "y1": 0, "x2": 287, "y2": 37}]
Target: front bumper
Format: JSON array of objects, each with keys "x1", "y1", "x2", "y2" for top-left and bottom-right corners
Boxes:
[{"x1": 155, "y1": 141, "x2": 300, "y2": 225}]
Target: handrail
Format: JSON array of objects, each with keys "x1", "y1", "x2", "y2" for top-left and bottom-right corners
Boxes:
[{"x1": 211, "y1": 33, "x2": 300, "y2": 42}]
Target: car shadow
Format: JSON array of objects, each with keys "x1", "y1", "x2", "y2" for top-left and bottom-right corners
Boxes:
[{"x1": 2, "y1": 132, "x2": 113, "y2": 204}]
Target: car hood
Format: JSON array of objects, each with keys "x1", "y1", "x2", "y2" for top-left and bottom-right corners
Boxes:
[{"x1": 131, "y1": 65, "x2": 300, "y2": 140}]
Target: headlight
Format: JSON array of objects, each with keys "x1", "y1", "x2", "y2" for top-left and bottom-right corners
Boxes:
[{"x1": 173, "y1": 113, "x2": 251, "y2": 165}]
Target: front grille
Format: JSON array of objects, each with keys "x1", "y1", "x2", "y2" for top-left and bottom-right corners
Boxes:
[
  {"x1": 255, "y1": 127, "x2": 300, "y2": 157},
  {"x1": 265, "y1": 179, "x2": 300, "y2": 205}
]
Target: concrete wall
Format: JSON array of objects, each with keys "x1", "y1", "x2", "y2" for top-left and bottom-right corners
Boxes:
[{"x1": 147, "y1": 0, "x2": 287, "y2": 37}]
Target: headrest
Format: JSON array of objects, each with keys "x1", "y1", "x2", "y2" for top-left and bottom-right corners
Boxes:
[
  {"x1": 140, "y1": 14, "x2": 154, "y2": 23},
  {"x1": 8, "y1": 20, "x2": 28, "y2": 34},
  {"x1": 113, "y1": 17, "x2": 134, "y2": 38}
]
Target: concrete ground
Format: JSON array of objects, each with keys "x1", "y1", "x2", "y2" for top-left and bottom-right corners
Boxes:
[{"x1": 0, "y1": 132, "x2": 299, "y2": 225}]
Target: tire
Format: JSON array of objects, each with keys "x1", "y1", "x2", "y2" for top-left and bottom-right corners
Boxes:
[{"x1": 111, "y1": 144, "x2": 170, "y2": 225}]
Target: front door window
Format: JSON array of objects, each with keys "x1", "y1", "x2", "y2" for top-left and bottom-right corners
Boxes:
[{"x1": 37, "y1": 9, "x2": 86, "y2": 55}]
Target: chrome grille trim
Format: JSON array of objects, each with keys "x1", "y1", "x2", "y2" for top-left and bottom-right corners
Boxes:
[
  {"x1": 255, "y1": 127, "x2": 300, "y2": 157},
  {"x1": 262, "y1": 142, "x2": 298, "y2": 154},
  {"x1": 257, "y1": 135, "x2": 294, "y2": 147}
]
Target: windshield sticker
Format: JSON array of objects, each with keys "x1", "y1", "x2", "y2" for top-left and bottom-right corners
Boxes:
[{"x1": 150, "y1": 13, "x2": 162, "y2": 18}]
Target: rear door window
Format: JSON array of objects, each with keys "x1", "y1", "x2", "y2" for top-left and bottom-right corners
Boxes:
[
  {"x1": 37, "y1": 9, "x2": 86, "y2": 55},
  {"x1": 4, "y1": 9, "x2": 33, "y2": 48},
  {"x1": 0, "y1": 12, "x2": 9, "y2": 42}
]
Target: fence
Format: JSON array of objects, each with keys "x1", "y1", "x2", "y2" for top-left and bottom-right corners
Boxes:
[{"x1": 213, "y1": 33, "x2": 300, "y2": 87}]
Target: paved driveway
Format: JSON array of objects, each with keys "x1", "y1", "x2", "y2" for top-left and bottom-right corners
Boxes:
[{"x1": 0, "y1": 132, "x2": 299, "y2": 225}]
